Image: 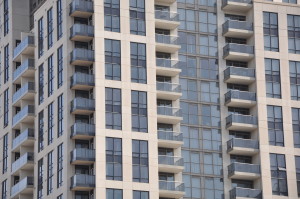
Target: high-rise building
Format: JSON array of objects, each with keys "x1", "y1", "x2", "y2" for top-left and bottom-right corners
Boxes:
[{"x1": 0, "y1": 0, "x2": 300, "y2": 199}]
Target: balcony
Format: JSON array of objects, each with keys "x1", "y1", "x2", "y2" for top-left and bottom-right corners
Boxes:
[
  {"x1": 225, "y1": 90, "x2": 256, "y2": 108},
  {"x1": 157, "y1": 106, "x2": 182, "y2": 124},
  {"x1": 70, "y1": 24, "x2": 94, "y2": 42},
  {"x1": 12, "y1": 128, "x2": 35, "y2": 152},
  {"x1": 70, "y1": 0, "x2": 94, "y2": 18},
  {"x1": 71, "y1": 123, "x2": 95, "y2": 139},
  {"x1": 155, "y1": 10, "x2": 180, "y2": 29},
  {"x1": 13, "y1": 59, "x2": 35, "y2": 84},
  {"x1": 11, "y1": 152, "x2": 34, "y2": 175},
  {"x1": 12, "y1": 82, "x2": 35, "y2": 106},
  {"x1": 222, "y1": 0, "x2": 253, "y2": 12},
  {"x1": 159, "y1": 181, "x2": 184, "y2": 198},
  {"x1": 71, "y1": 148, "x2": 95, "y2": 165},
  {"x1": 70, "y1": 48, "x2": 95, "y2": 66},
  {"x1": 156, "y1": 34, "x2": 180, "y2": 53},
  {"x1": 228, "y1": 162, "x2": 260, "y2": 180},
  {"x1": 71, "y1": 98, "x2": 95, "y2": 115},
  {"x1": 158, "y1": 155, "x2": 184, "y2": 173},
  {"x1": 158, "y1": 131, "x2": 183, "y2": 148},
  {"x1": 12, "y1": 105, "x2": 35, "y2": 128},
  {"x1": 155, "y1": 0, "x2": 176, "y2": 4},
  {"x1": 223, "y1": 44, "x2": 254, "y2": 61},
  {"x1": 71, "y1": 174, "x2": 95, "y2": 191},
  {"x1": 230, "y1": 187, "x2": 262, "y2": 199},
  {"x1": 227, "y1": 138, "x2": 259, "y2": 156},
  {"x1": 11, "y1": 176, "x2": 34, "y2": 199},
  {"x1": 157, "y1": 82, "x2": 181, "y2": 100},
  {"x1": 156, "y1": 58, "x2": 181, "y2": 76},
  {"x1": 223, "y1": 20, "x2": 253, "y2": 38},
  {"x1": 71, "y1": 73, "x2": 95, "y2": 90},
  {"x1": 224, "y1": 67, "x2": 255, "y2": 85},
  {"x1": 226, "y1": 114, "x2": 258, "y2": 132},
  {"x1": 13, "y1": 36, "x2": 35, "y2": 62}
]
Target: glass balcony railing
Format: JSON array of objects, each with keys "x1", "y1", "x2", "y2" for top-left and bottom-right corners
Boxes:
[
  {"x1": 71, "y1": 148, "x2": 95, "y2": 162},
  {"x1": 12, "y1": 82, "x2": 35, "y2": 104},
  {"x1": 228, "y1": 162, "x2": 260, "y2": 176},
  {"x1": 223, "y1": 43, "x2": 254, "y2": 56},
  {"x1": 71, "y1": 98, "x2": 95, "y2": 112},
  {"x1": 155, "y1": 10, "x2": 179, "y2": 22},
  {"x1": 226, "y1": 114, "x2": 257, "y2": 126},
  {"x1": 223, "y1": 20, "x2": 253, "y2": 33},
  {"x1": 157, "y1": 106, "x2": 182, "y2": 117},
  {"x1": 13, "y1": 36, "x2": 35, "y2": 60},
  {"x1": 157, "y1": 131, "x2": 183, "y2": 142},
  {"x1": 71, "y1": 123, "x2": 95, "y2": 138},
  {"x1": 157, "y1": 82, "x2": 181, "y2": 93},
  {"x1": 12, "y1": 152, "x2": 34, "y2": 173},
  {"x1": 70, "y1": 24, "x2": 94, "y2": 38},
  {"x1": 158, "y1": 155, "x2": 184, "y2": 167},
  {"x1": 71, "y1": 73, "x2": 95, "y2": 87},
  {"x1": 224, "y1": 67, "x2": 255, "y2": 79},
  {"x1": 222, "y1": 0, "x2": 253, "y2": 7},
  {"x1": 229, "y1": 187, "x2": 262, "y2": 199},
  {"x1": 12, "y1": 105, "x2": 35, "y2": 127},
  {"x1": 156, "y1": 58, "x2": 179, "y2": 69},
  {"x1": 11, "y1": 176, "x2": 34, "y2": 197},
  {"x1": 227, "y1": 138, "x2": 259, "y2": 151},
  {"x1": 12, "y1": 128, "x2": 34, "y2": 150},
  {"x1": 156, "y1": 34, "x2": 179, "y2": 45},
  {"x1": 225, "y1": 90, "x2": 256, "y2": 102},
  {"x1": 71, "y1": 174, "x2": 95, "y2": 188},
  {"x1": 159, "y1": 181, "x2": 184, "y2": 192},
  {"x1": 13, "y1": 59, "x2": 35, "y2": 82},
  {"x1": 70, "y1": 48, "x2": 95, "y2": 63},
  {"x1": 70, "y1": 0, "x2": 94, "y2": 15}
]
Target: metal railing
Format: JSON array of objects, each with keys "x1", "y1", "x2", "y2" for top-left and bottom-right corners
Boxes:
[
  {"x1": 71, "y1": 123, "x2": 95, "y2": 138},
  {"x1": 226, "y1": 114, "x2": 257, "y2": 126},
  {"x1": 227, "y1": 138, "x2": 259, "y2": 151},
  {"x1": 70, "y1": 0, "x2": 94, "y2": 15},
  {"x1": 224, "y1": 67, "x2": 255, "y2": 79},
  {"x1": 156, "y1": 58, "x2": 179, "y2": 69},
  {"x1": 70, "y1": 24, "x2": 94, "y2": 38},
  {"x1": 155, "y1": 10, "x2": 179, "y2": 21},
  {"x1": 223, "y1": 43, "x2": 254, "y2": 57},
  {"x1": 13, "y1": 59, "x2": 35, "y2": 81},
  {"x1": 71, "y1": 73, "x2": 95, "y2": 87},
  {"x1": 12, "y1": 128, "x2": 34, "y2": 150},
  {"x1": 13, "y1": 36, "x2": 35, "y2": 59},
  {"x1": 71, "y1": 98, "x2": 95, "y2": 112},
  {"x1": 11, "y1": 176, "x2": 34, "y2": 197},
  {"x1": 156, "y1": 34, "x2": 179, "y2": 45},
  {"x1": 159, "y1": 181, "x2": 184, "y2": 192},
  {"x1": 223, "y1": 20, "x2": 253, "y2": 33},
  {"x1": 157, "y1": 82, "x2": 181, "y2": 93},
  {"x1": 157, "y1": 106, "x2": 182, "y2": 117},
  {"x1": 12, "y1": 152, "x2": 34, "y2": 173},
  {"x1": 157, "y1": 131, "x2": 183, "y2": 142},
  {"x1": 228, "y1": 162, "x2": 260, "y2": 176},
  {"x1": 71, "y1": 148, "x2": 95, "y2": 162},
  {"x1": 229, "y1": 187, "x2": 262, "y2": 199},
  {"x1": 13, "y1": 82, "x2": 35, "y2": 104},
  {"x1": 12, "y1": 105, "x2": 35, "y2": 127},
  {"x1": 158, "y1": 155, "x2": 184, "y2": 166},
  {"x1": 71, "y1": 174, "x2": 95, "y2": 188},
  {"x1": 225, "y1": 90, "x2": 256, "y2": 102},
  {"x1": 71, "y1": 48, "x2": 95, "y2": 63}
]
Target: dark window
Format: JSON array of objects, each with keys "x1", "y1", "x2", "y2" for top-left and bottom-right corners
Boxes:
[
  {"x1": 263, "y1": 12, "x2": 279, "y2": 51},
  {"x1": 106, "y1": 189, "x2": 123, "y2": 199},
  {"x1": 132, "y1": 140, "x2": 149, "y2": 183},
  {"x1": 48, "y1": 55, "x2": 54, "y2": 96},
  {"x1": 131, "y1": 42, "x2": 146, "y2": 83},
  {"x1": 265, "y1": 59, "x2": 281, "y2": 98},
  {"x1": 106, "y1": 137, "x2": 122, "y2": 181},
  {"x1": 47, "y1": 8, "x2": 54, "y2": 49},
  {"x1": 290, "y1": 61, "x2": 300, "y2": 100},
  {"x1": 104, "y1": 0, "x2": 120, "y2": 32},
  {"x1": 130, "y1": 0, "x2": 145, "y2": 35},
  {"x1": 105, "y1": 88, "x2": 122, "y2": 130},
  {"x1": 38, "y1": 111, "x2": 44, "y2": 152},
  {"x1": 57, "y1": 45, "x2": 63, "y2": 88},
  {"x1": 283, "y1": 0, "x2": 297, "y2": 3},
  {"x1": 48, "y1": 103, "x2": 54, "y2": 145},
  {"x1": 3, "y1": 0, "x2": 9, "y2": 36},
  {"x1": 295, "y1": 156, "x2": 300, "y2": 197},
  {"x1": 57, "y1": 0, "x2": 63, "y2": 39},
  {"x1": 38, "y1": 64, "x2": 44, "y2": 104},
  {"x1": 47, "y1": 151, "x2": 53, "y2": 195},
  {"x1": 38, "y1": 17, "x2": 44, "y2": 58},
  {"x1": 1, "y1": 179, "x2": 7, "y2": 199},
  {"x1": 4, "y1": 45, "x2": 9, "y2": 83},
  {"x1": 105, "y1": 39, "x2": 121, "y2": 80},
  {"x1": 270, "y1": 153, "x2": 288, "y2": 196},
  {"x1": 131, "y1": 91, "x2": 148, "y2": 133},
  {"x1": 37, "y1": 158, "x2": 43, "y2": 199},
  {"x1": 288, "y1": 15, "x2": 300, "y2": 54},
  {"x1": 2, "y1": 134, "x2": 8, "y2": 174},
  {"x1": 3, "y1": 89, "x2": 9, "y2": 127},
  {"x1": 57, "y1": 194, "x2": 63, "y2": 199},
  {"x1": 57, "y1": 143, "x2": 63, "y2": 188},
  {"x1": 133, "y1": 191, "x2": 149, "y2": 199},
  {"x1": 57, "y1": 94, "x2": 63, "y2": 137},
  {"x1": 292, "y1": 108, "x2": 300, "y2": 148},
  {"x1": 267, "y1": 105, "x2": 284, "y2": 146}
]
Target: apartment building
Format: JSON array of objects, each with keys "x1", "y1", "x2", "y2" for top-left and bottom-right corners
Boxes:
[{"x1": 0, "y1": 0, "x2": 300, "y2": 199}]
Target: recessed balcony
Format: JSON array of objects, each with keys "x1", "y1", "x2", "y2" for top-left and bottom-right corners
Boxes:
[
  {"x1": 156, "y1": 34, "x2": 180, "y2": 53},
  {"x1": 70, "y1": 24, "x2": 94, "y2": 42},
  {"x1": 70, "y1": 48, "x2": 95, "y2": 66},
  {"x1": 71, "y1": 123, "x2": 95, "y2": 140},
  {"x1": 12, "y1": 82, "x2": 35, "y2": 106},
  {"x1": 11, "y1": 152, "x2": 34, "y2": 175},
  {"x1": 225, "y1": 90, "x2": 256, "y2": 108},
  {"x1": 158, "y1": 155, "x2": 184, "y2": 173},
  {"x1": 157, "y1": 131, "x2": 183, "y2": 148},
  {"x1": 69, "y1": 0, "x2": 94, "y2": 18},
  {"x1": 13, "y1": 36, "x2": 35, "y2": 62},
  {"x1": 223, "y1": 20, "x2": 253, "y2": 38},
  {"x1": 159, "y1": 181, "x2": 184, "y2": 198},
  {"x1": 11, "y1": 176, "x2": 34, "y2": 199},
  {"x1": 13, "y1": 59, "x2": 35, "y2": 84},
  {"x1": 222, "y1": 0, "x2": 253, "y2": 12},
  {"x1": 228, "y1": 162, "x2": 260, "y2": 180},
  {"x1": 223, "y1": 44, "x2": 254, "y2": 61},
  {"x1": 229, "y1": 187, "x2": 262, "y2": 199},
  {"x1": 71, "y1": 148, "x2": 95, "y2": 165},
  {"x1": 227, "y1": 138, "x2": 259, "y2": 156},
  {"x1": 157, "y1": 82, "x2": 182, "y2": 100},
  {"x1": 12, "y1": 128, "x2": 35, "y2": 152},
  {"x1": 224, "y1": 67, "x2": 255, "y2": 85},
  {"x1": 155, "y1": 10, "x2": 180, "y2": 29},
  {"x1": 12, "y1": 105, "x2": 35, "y2": 129},
  {"x1": 157, "y1": 106, "x2": 182, "y2": 124},
  {"x1": 156, "y1": 58, "x2": 181, "y2": 76},
  {"x1": 71, "y1": 174, "x2": 95, "y2": 191},
  {"x1": 155, "y1": 0, "x2": 176, "y2": 4},
  {"x1": 226, "y1": 114, "x2": 258, "y2": 132},
  {"x1": 71, "y1": 98, "x2": 95, "y2": 115},
  {"x1": 71, "y1": 73, "x2": 95, "y2": 90}
]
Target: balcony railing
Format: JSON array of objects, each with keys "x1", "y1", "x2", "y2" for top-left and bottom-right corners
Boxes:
[
  {"x1": 13, "y1": 59, "x2": 35, "y2": 82},
  {"x1": 12, "y1": 105, "x2": 35, "y2": 127},
  {"x1": 226, "y1": 114, "x2": 257, "y2": 126},
  {"x1": 225, "y1": 90, "x2": 256, "y2": 102},
  {"x1": 223, "y1": 43, "x2": 254, "y2": 56},
  {"x1": 71, "y1": 174, "x2": 95, "y2": 188},
  {"x1": 13, "y1": 36, "x2": 34, "y2": 60},
  {"x1": 155, "y1": 10, "x2": 179, "y2": 21},
  {"x1": 71, "y1": 73, "x2": 95, "y2": 87},
  {"x1": 70, "y1": 48, "x2": 95, "y2": 63},
  {"x1": 158, "y1": 131, "x2": 183, "y2": 142},
  {"x1": 157, "y1": 106, "x2": 182, "y2": 117},
  {"x1": 70, "y1": 0, "x2": 94, "y2": 15},
  {"x1": 227, "y1": 138, "x2": 259, "y2": 151},
  {"x1": 71, "y1": 123, "x2": 95, "y2": 138},
  {"x1": 159, "y1": 181, "x2": 184, "y2": 192},
  {"x1": 228, "y1": 162, "x2": 260, "y2": 176},
  {"x1": 156, "y1": 34, "x2": 179, "y2": 45},
  {"x1": 70, "y1": 24, "x2": 94, "y2": 39},
  {"x1": 12, "y1": 82, "x2": 35, "y2": 104},
  {"x1": 11, "y1": 176, "x2": 34, "y2": 198},
  {"x1": 229, "y1": 187, "x2": 262, "y2": 199},
  {"x1": 157, "y1": 82, "x2": 181, "y2": 93},
  {"x1": 223, "y1": 20, "x2": 253, "y2": 33},
  {"x1": 224, "y1": 67, "x2": 255, "y2": 79},
  {"x1": 71, "y1": 148, "x2": 95, "y2": 163},
  {"x1": 156, "y1": 58, "x2": 179, "y2": 69},
  {"x1": 71, "y1": 98, "x2": 95, "y2": 112},
  {"x1": 158, "y1": 155, "x2": 184, "y2": 167},
  {"x1": 12, "y1": 152, "x2": 34, "y2": 173},
  {"x1": 12, "y1": 128, "x2": 34, "y2": 150},
  {"x1": 223, "y1": 0, "x2": 253, "y2": 6}
]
